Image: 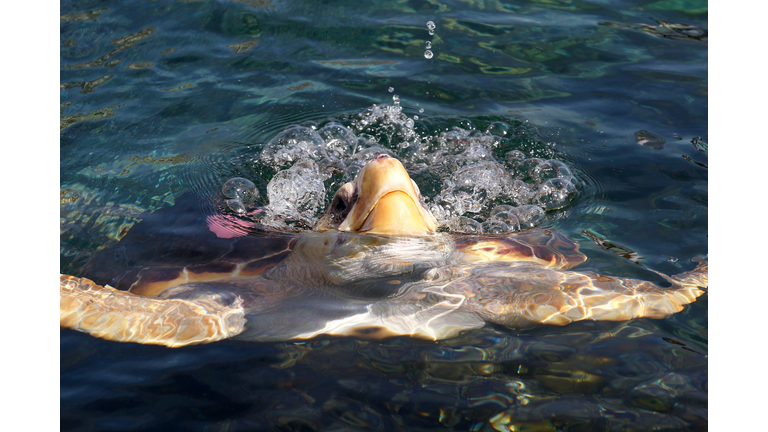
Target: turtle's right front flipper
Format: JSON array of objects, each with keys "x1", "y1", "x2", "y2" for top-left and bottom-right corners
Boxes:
[
  {"x1": 60, "y1": 275, "x2": 245, "y2": 347},
  {"x1": 445, "y1": 260, "x2": 707, "y2": 328}
]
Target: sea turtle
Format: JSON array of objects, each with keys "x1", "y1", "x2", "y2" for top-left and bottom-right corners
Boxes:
[{"x1": 60, "y1": 155, "x2": 707, "y2": 347}]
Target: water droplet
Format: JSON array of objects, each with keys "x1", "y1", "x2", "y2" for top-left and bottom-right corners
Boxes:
[
  {"x1": 388, "y1": 87, "x2": 394, "y2": 93},
  {"x1": 392, "y1": 94, "x2": 400, "y2": 105},
  {"x1": 424, "y1": 50, "x2": 433, "y2": 59}
]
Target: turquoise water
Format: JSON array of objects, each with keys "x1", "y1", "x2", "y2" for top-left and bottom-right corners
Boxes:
[{"x1": 60, "y1": 0, "x2": 707, "y2": 430}]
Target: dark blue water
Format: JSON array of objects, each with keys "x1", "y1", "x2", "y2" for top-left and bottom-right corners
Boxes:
[{"x1": 61, "y1": 0, "x2": 707, "y2": 430}]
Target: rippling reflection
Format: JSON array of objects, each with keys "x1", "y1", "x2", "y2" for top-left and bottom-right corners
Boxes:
[{"x1": 62, "y1": 312, "x2": 707, "y2": 430}]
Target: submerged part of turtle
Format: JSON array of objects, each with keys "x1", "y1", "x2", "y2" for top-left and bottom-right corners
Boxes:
[{"x1": 60, "y1": 156, "x2": 707, "y2": 347}]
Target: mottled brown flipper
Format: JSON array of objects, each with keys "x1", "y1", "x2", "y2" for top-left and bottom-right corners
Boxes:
[
  {"x1": 456, "y1": 229, "x2": 587, "y2": 269},
  {"x1": 449, "y1": 259, "x2": 708, "y2": 327},
  {"x1": 60, "y1": 275, "x2": 245, "y2": 347}
]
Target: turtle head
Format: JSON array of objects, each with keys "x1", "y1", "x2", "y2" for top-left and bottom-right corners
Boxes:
[{"x1": 316, "y1": 155, "x2": 438, "y2": 235}]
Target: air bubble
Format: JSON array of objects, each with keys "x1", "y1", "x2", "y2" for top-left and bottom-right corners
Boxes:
[
  {"x1": 486, "y1": 121, "x2": 509, "y2": 137},
  {"x1": 222, "y1": 177, "x2": 258, "y2": 205},
  {"x1": 424, "y1": 50, "x2": 433, "y2": 59},
  {"x1": 226, "y1": 198, "x2": 246, "y2": 214},
  {"x1": 494, "y1": 212, "x2": 520, "y2": 231},
  {"x1": 261, "y1": 126, "x2": 325, "y2": 169},
  {"x1": 413, "y1": 115, "x2": 419, "y2": 120},
  {"x1": 461, "y1": 144, "x2": 493, "y2": 161},
  {"x1": 426, "y1": 41, "x2": 432, "y2": 49},
  {"x1": 317, "y1": 122, "x2": 357, "y2": 160},
  {"x1": 419, "y1": 108, "x2": 424, "y2": 113},
  {"x1": 456, "y1": 216, "x2": 482, "y2": 234},
  {"x1": 482, "y1": 219, "x2": 510, "y2": 234},
  {"x1": 490, "y1": 204, "x2": 514, "y2": 218},
  {"x1": 388, "y1": 87, "x2": 394, "y2": 93},
  {"x1": 536, "y1": 177, "x2": 576, "y2": 210},
  {"x1": 489, "y1": 205, "x2": 520, "y2": 232},
  {"x1": 531, "y1": 160, "x2": 573, "y2": 184},
  {"x1": 427, "y1": 21, "x2": 435, "y2": 31},
  {"x1": 510, "y1": 205, "x2": 545, "y2": 229},
  {"x1": 222, "y1": 177, "x2": 258, "y2": 215}
]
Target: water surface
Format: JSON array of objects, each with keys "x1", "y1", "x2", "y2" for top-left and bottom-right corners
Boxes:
[{"x1": 60, "y1": 0, "x2": 707, "y2": 430}]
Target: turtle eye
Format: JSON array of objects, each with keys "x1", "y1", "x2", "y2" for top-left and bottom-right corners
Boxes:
[
  {"x1": 330, "y1": 184, "x2": 356, "y2": 223},
  {"x1": 331, "y1": 194, "x2": 351, "y2": 223}
]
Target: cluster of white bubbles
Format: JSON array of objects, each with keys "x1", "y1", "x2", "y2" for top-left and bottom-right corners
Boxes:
[
  {"x1": 262, "y1": 159, "x2": 328, "y2": 230},
  {"x1": 223, "y1": 101, "x2": 579, "y2": 234},
  {"x1": 423, "y1": 132, "x2": 577, "y2": 233}
]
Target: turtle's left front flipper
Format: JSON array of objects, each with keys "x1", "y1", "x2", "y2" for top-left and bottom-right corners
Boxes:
[
  {"x1": 60, "y1": 275, "x2": 245, "y2": 347},
  {"x1": 454, "y1": 260, "x2": 707, "y2": 327}
]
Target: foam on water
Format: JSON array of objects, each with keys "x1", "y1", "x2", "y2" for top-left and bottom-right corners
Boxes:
[
  {"x1": 261, "y1": 159, "x2": 329, "y2": 229},
  {"x1": 234, "y1": 102, "x2": 579, "y2": 233}
]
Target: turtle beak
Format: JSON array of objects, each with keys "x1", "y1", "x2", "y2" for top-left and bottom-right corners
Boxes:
[{"x1": 340, "y1": 155, "x2": 437, "y2": 235}]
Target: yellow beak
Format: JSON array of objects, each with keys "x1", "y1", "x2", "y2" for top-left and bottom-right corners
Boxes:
[{"x1": 337, "y1": 156, "x2": 437, "y2": 235}]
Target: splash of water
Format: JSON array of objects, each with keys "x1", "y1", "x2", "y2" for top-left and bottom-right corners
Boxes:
[{"x1": 227, "y1": 102, "x2": 577, "y2": 233}]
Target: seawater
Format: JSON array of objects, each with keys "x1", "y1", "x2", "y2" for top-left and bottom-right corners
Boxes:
[{"x1": 61, "y1": 0, "x2": 707, "y2": 430}]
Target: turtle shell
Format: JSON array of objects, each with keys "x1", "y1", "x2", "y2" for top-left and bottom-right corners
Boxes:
[{"x1": 455, "y1": 229, "x2": 587, "y2": 269}]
